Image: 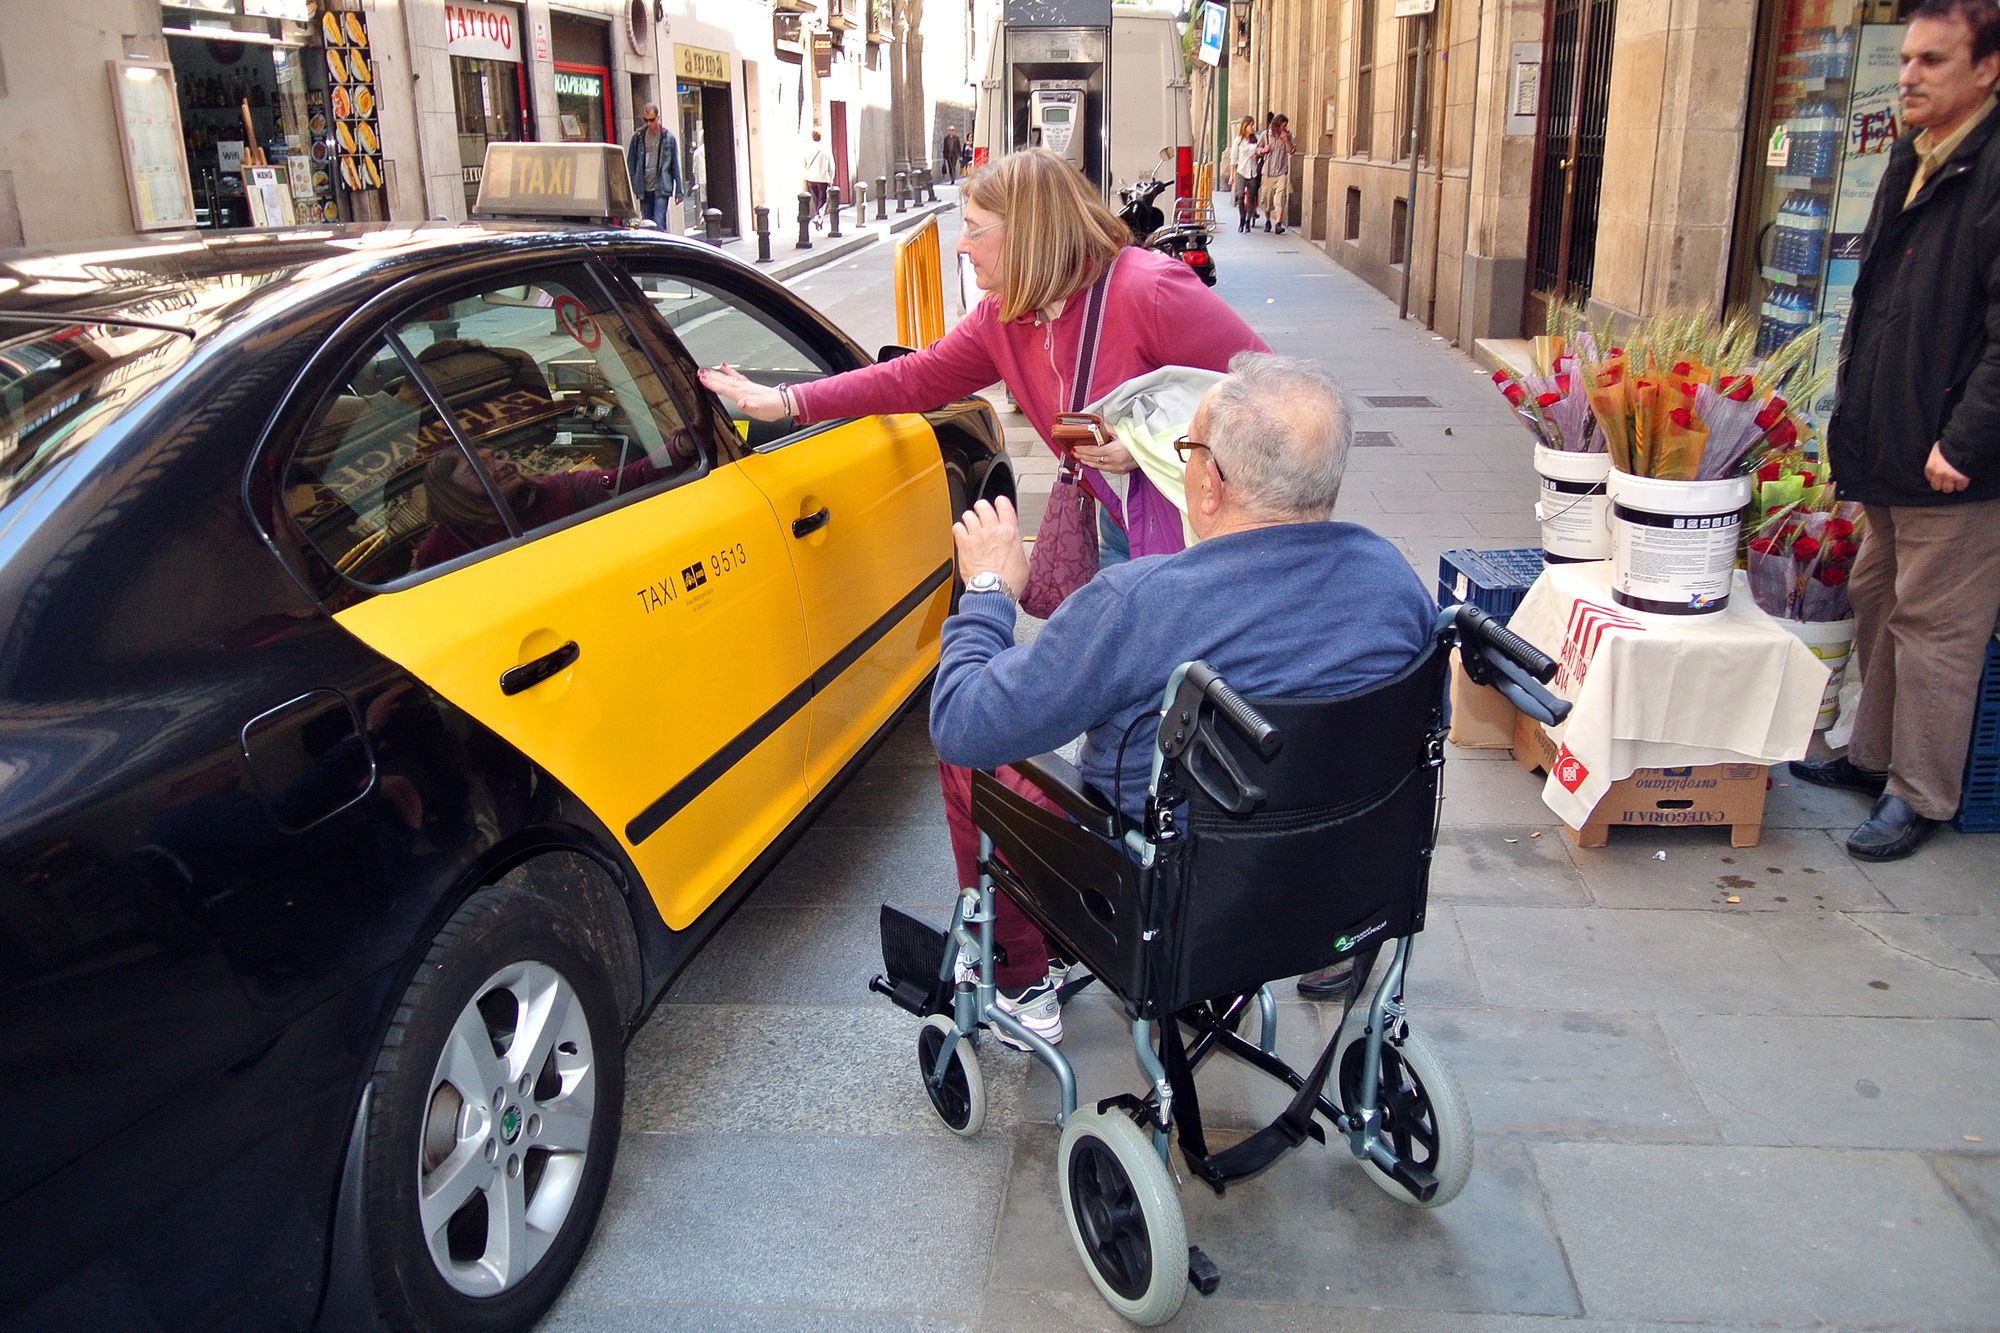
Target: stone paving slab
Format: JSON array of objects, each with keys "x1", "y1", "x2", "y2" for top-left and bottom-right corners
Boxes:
[
  {"x1": 1427, "y1": 823, "x2": 1594, "y2": 908},
  {"x1": 988, "y1": 1128, "x2": 1582, "y2": 1317},
  {"x1": 1656, "y1": 1013, "x2": 2000, "y2": 1149},
  {"x1": 556, "y1": 1130, "x2": 1010, "y2": 1319},
  {"x1": 1568, "y1": 827, "x2": 1892, "y2": 914},
  {"x1": 1532, "y1": 1142, "x2": 2000, "y2": 1327},
  {"x1": 1929, "y1": 1152, "x2": 2000, "y2": 1259}
]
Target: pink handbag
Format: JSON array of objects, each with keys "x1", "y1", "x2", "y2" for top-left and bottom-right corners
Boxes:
[{"x1": 1018, "y1": 264, "x2": 1114, "y2": 619}]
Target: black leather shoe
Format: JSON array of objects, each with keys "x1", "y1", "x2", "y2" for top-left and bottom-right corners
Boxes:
[
  {"x1": 1846, "y1": 793, "x2": 1938, "y2": 861},
  {"x1": 1296, "y1": 958, "x2": 1356, "y2": 1000},
  {"x1": 1789, "y1": 755, "x2": 1888, "y2": 797}
]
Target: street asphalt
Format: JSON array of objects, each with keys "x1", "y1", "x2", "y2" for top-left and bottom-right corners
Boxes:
[{"x1": 540, "y1": 192, "x2": 2000, "y2": 1332}]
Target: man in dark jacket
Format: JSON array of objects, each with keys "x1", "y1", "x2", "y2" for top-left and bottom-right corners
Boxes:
[
  {"x1": 625, "y1": 103, "x2": 682, "y2": 231},
  {"x1": 1792, "y1": 0, "x2": 2000, "y2": 860},
  {"x1": 942, "y1": 126, "x2": 963, "y2": 182}
]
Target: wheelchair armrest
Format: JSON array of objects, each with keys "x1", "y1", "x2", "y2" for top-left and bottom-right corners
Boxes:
[{"x1": 1010, "y1": 752, "x2": 1119, "y2": 839}]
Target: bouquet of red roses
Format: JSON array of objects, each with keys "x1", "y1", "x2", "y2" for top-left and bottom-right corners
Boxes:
[{"x1": 1745, "y1": 455, "x2": 1865, "y2": 621}]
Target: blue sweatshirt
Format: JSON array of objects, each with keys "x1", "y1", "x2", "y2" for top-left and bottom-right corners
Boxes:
[{"x1": 931, "y1": 522, "x2": 1437, "y2": 819}]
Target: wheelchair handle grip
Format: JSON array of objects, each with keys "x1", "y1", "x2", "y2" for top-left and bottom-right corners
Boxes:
[
  {"x1": 1456, "y1": 604, "x2": 1557, "y2": 684},
  {"x1": 1185, "y1": 662, "x2": 1281, "y2": 758}
]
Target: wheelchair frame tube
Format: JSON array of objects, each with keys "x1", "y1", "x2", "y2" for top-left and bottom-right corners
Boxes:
[
  {"x1": 1347, "y1": 935, "x2": 1413, "y2": 1171},
  {"x1": 1130, "y1": 1019, "x2": 1175, "y2": 1160},
  {"x1": 956, "y1": 831, "x2": 1079, "y2": 1122}
]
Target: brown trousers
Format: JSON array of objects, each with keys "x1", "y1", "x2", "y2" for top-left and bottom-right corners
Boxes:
[{"x1": 1847, "y1": 496, "x2": 2000, "y2": 818}]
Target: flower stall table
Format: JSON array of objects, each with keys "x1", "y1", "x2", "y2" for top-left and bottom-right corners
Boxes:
[{"x1": 1504, "y1": 561, "x2": 1830, "y2": 847}]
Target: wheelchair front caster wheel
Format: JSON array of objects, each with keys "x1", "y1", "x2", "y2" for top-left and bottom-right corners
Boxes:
[
  {"x1": 917, "y1": 1014, "x2": 985, "y2": 1136},
  {"x1": 1057, "y1": 1106, "x2": 1188, "y2": 1325},
  {"x1": 1337, "y1": 1024, "x2": 1472, "y2": 1207}
]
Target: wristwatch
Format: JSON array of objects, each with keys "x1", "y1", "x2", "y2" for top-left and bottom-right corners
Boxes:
[{"x1": 964, "y1": 570, "x2": 1015, "y2": 602}]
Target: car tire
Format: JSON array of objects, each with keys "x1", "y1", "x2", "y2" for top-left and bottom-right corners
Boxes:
[{"x1": 361, "y1": 887, "x2": 624, "y2": 1330}]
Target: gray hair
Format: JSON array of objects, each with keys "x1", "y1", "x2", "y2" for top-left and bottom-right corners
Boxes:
[
  {"x1": 1202, "y1": 352, "x2": 1352, "y2": 519},
  {"x1": 641, "y1": 102, "x2": 660, "y2": 118}
]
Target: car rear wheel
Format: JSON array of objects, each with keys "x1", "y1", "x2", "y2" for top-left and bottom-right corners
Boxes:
[{"x1": 362, "y1": 888, "x2": 624, "y2": 1330}]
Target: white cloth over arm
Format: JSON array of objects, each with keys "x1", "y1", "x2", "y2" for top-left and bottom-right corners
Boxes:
[{"x1": 1084, "y1": 365, "x2": 1225, "y2": 546}]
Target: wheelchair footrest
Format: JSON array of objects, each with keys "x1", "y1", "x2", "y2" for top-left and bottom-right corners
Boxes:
[
  {"x1": 1188, "y1": 1245, "x2": 1221, "y2": 1297},
  {"x1": 873, "y1": 904, "x2": 951, "y2": 1017}
]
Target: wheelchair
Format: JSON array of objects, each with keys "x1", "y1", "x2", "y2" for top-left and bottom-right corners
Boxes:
[{"x1": 870, "y1": 602, "x2": 1569, "y2": 1324}]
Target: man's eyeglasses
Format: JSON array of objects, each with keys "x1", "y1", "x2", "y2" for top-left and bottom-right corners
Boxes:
[
  {"x1": 1172, "y1": 435, "x2": 1225, "y2": 481},
  {"x1": 642, "y1": 114, "x2": 658, "y2": 123}
]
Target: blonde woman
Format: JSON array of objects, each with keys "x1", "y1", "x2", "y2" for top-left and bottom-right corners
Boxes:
[
  {"x1": 1231, "y1": 116, "x2": 1264, "y2": 233},
  {"x1": 701, "y1": 148, "x2": 1266, "y2": 1043}
]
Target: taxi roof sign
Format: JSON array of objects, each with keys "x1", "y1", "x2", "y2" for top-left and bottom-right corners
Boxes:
[{"x1": 473, "y1": 143, "x2": 639, "y2": 224}]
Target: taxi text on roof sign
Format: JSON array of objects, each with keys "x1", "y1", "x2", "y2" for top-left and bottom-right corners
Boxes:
[{"x1": 473, "y1": 143, "x2": 639, "y2": 223}]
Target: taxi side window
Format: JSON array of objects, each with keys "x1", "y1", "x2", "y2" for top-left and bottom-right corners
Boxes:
[
  {"x1": 286, "y1": 269, "x2": 703, "y2": 583},
  {"x1": 627, "y1": 272, "x2": 832, "y2": 449},
  {"x1": 283, "y1": 341, "x2": 494, "y2": 586}
]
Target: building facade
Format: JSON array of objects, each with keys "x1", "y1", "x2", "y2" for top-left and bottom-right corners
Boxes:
[
  {"x1": 1222, "y1": 0, "x2": 1909, "y2": 366},
  {"x1": 0, "y1": 0, "x2": 976, "y2": 250}
]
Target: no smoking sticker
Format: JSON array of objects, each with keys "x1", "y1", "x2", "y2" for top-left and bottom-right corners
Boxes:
[
  {"x1": 553, "y1": 294, "x2": 601, "y2": 349},
  {"x1": 1554, "y1": 746, "x2": 1589, "y2": 793}
]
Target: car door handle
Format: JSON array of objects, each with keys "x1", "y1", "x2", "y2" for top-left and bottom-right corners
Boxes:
[
  {"x1": 792, "y1": 507, "x2": 831, "y2": 537},
  {"x1": 500, "y1": 641, "x2": 580, "y2": 696}
]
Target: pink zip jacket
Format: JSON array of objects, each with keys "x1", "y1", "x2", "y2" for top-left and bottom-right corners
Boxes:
[{"x1": 788, "y1": 246, "x2": 1268, "y2": 557}]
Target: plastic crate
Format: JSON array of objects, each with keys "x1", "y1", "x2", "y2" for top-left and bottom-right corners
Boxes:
[
  {"x1": 1436, "y1": 548, "x2": 1547, "y2": 624},
  {"x1": 1953, "y1": 632, "x2": 2000, "y2": 833}
]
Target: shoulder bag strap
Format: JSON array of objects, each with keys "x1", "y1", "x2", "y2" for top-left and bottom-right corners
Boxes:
[{"x1": 1068, "y1": 255, "x2": 1117, "y2": 412}]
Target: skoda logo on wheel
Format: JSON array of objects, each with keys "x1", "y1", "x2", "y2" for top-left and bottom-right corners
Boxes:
[{"x1": 500, "y1": 1104, "x2": 523, "y2": 1144}]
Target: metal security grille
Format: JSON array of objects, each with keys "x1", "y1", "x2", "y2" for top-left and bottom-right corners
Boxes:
[
  {"x1": 1353, "y1": 431, "x2": 1400, "y2": 447},
  {"x1": 1361, "y1": 395, "x2": 1438, "y2": 408},
  {"x1": 1528, "y1": 0, "x2": 1617, "y2": 315}
]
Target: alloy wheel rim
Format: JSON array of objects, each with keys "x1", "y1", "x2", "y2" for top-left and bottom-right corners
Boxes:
[{"x1": 418, "y1": 959, "x2": 597, "y2": 1295}]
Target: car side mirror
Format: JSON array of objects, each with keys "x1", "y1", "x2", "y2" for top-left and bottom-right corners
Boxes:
[{"x1": 877, "y1": 344, "x2": 916, "y2": 362}]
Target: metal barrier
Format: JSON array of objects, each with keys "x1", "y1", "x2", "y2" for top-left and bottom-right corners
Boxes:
[
  {"x1": 1174, "y1": 161, "x2": 1218, "y2": 233},
  {"x1": 893, "y1": 215, "x2": 945, "y2": 349}
]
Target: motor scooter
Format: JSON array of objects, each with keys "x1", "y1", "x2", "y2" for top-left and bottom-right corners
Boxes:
[{"x1": 1117, "y1": 153, "x2": 1217, "y2": 288}]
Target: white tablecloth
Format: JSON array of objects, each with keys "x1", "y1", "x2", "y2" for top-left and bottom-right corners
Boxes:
[{"x1": 1506, "y1": 562, "x2": 1829, "y2": 827}]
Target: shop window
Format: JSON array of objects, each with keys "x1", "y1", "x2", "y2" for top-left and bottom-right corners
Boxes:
[
  {"x1": 1353, "y1": 0, "x2": 1378, "y2": 158},
  {"x1": 287, "y1": 269, "x2": 702, "y2": 582},
  {"x1": 1345, "y1": 187, "x2": 1362, "y2": 241}
]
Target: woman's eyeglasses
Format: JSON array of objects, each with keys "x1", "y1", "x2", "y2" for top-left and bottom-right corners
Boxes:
[
  {"x1": 959, "y1": 212, "x2": 1004, "y2": 242},
  {"x1": 1172, "y1": 435, "x2": 1224, "y2": 481}
]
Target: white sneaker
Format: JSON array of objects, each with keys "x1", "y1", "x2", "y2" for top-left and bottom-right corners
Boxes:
[{"x1": 992, "y1": 978, "x2": 1063, "y2": 1050}]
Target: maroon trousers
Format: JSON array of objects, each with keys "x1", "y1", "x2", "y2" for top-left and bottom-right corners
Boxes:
[{"x1": 938, "y1": 762, "x2": 1063, "y2": 988}]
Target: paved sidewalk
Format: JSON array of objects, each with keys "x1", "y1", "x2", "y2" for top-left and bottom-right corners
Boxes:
[{"x1": 541, "y1": 198, "x2": 2000, "y2": 1332}]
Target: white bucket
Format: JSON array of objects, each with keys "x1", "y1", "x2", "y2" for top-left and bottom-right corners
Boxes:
[
  {"x1": 1606, "y1": 469, "x2": 1752, "y2": 615},
  {"x1": 1778, "y1": 616, "x2": 1857, "y2": 730},
  {"x1": 1533, "y1": 445, "x2": 1612, "y2": 562}
]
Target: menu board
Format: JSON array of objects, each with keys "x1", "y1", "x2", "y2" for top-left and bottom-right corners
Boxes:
[
  {"x1": 108, "y1": 59, "x2": 198, "y2": 230},
  {"x1": 315, "y1": 7, "x2": 384, "y2": 217}
]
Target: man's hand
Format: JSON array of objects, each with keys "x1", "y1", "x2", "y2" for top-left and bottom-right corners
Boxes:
[
  {"x1": 953, "y1": 496, "x2": 1031, "y2": 598},
  {"x1": 1926, "y1": 441, "x2": 1972, "y2": 493},
  {"x1": 698, "y1": 364, "x2": 788, "y2": 421}
]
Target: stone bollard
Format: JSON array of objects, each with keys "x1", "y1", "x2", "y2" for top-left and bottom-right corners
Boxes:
[
  {"x1": 920, "y1": 168, "x2": 934, "y2": 203},
  {"x1": 796, "y1": 192, "x2": 814, "y2": 250},
  {"x1": 894, "y1": 171, "x2": 908, "y2": 213},
  {"x1": 853, "y1": 181, "x2": 867, "y2": 230},
  {"x1": 754, "y1": 205, "x2": 772, "y2": 263},
  {"x1": 827, "y1": 186, "x2": 842, "y2": 238},
  {"x1": 703, "y1": 208, "x2": 723, "y2": 245},
  {"x1": 875, "y1": 176, "x2": 888, "y2": 221}
]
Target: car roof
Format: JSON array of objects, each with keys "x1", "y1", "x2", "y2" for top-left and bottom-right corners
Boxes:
[{"x1": 0, "y1": 224, "x2": 734, "y2": 339}]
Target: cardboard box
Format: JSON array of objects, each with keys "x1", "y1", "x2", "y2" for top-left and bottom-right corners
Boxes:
[
  {"x1": 1448, "y1": 650, "x2": 1518, "y2": 749},
  {"x1": 1510, "y1": 708, "x2": 1769, "y2": 848}
]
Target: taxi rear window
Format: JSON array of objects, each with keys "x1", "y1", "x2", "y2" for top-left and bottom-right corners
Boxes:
[{"x1": 0, "y1": 320, "x2": 191, "y2": 510}]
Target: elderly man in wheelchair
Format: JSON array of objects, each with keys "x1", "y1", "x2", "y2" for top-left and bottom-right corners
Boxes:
[{"x1": 871, "y1": 352, "x2": 1568, "y2": 1324}]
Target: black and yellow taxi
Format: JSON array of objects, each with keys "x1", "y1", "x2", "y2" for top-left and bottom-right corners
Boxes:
[{"x1": 0, "y1": 145, "x2": 1008, "y2": 1330}]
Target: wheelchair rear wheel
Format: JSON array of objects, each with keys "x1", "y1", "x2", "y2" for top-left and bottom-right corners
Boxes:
[
  {"x1": 917, "y1": 1014, "x2": 986, "y2": 1136},
  {"x1": 1057, "y1": 1106, "x2": 1188, "y2": 1325},
  {"x1": 1337, "y1": 1024, "x2": 1472, "y2": 1208}
]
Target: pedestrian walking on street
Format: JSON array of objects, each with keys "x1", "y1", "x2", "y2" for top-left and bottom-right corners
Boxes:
[
  {"x1": 942, "y1": 125, "x2": 963, "y2": 182},
  {"x1": 1230, "y1": 116, "x2": 1263, "y2": 233},
  {"x1": 1790, "y1": 0, "x2": 2000, "y2": 861},
  {"x1": 625, "y1": 103, "x2": 683, "y2": 232},
  {"x1": 1260, "y1": 114, "x2": 1295, "y2": 233},
  {"x1": 803, "y1": 130, "x2": 835, "y2": 229},
  {"x1": 698, "y1": 148, "x2": 1267, "y2": 1038}
]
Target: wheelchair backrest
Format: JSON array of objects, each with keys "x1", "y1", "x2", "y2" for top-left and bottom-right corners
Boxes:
[{"x1": 1151, "y1": 642, "x2": 1448, "y2": 1010}]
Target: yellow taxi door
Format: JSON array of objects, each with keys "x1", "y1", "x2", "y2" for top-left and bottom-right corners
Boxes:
[
  {"x1": 733, "y1": 417, "x2": 953, "y2": 792},
  {"x1": 313, "y1": 266, "x2": 812, "y2": 932},
  {"x1": 336, "y1": 473, "x2": 810, "y2": 930}
]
